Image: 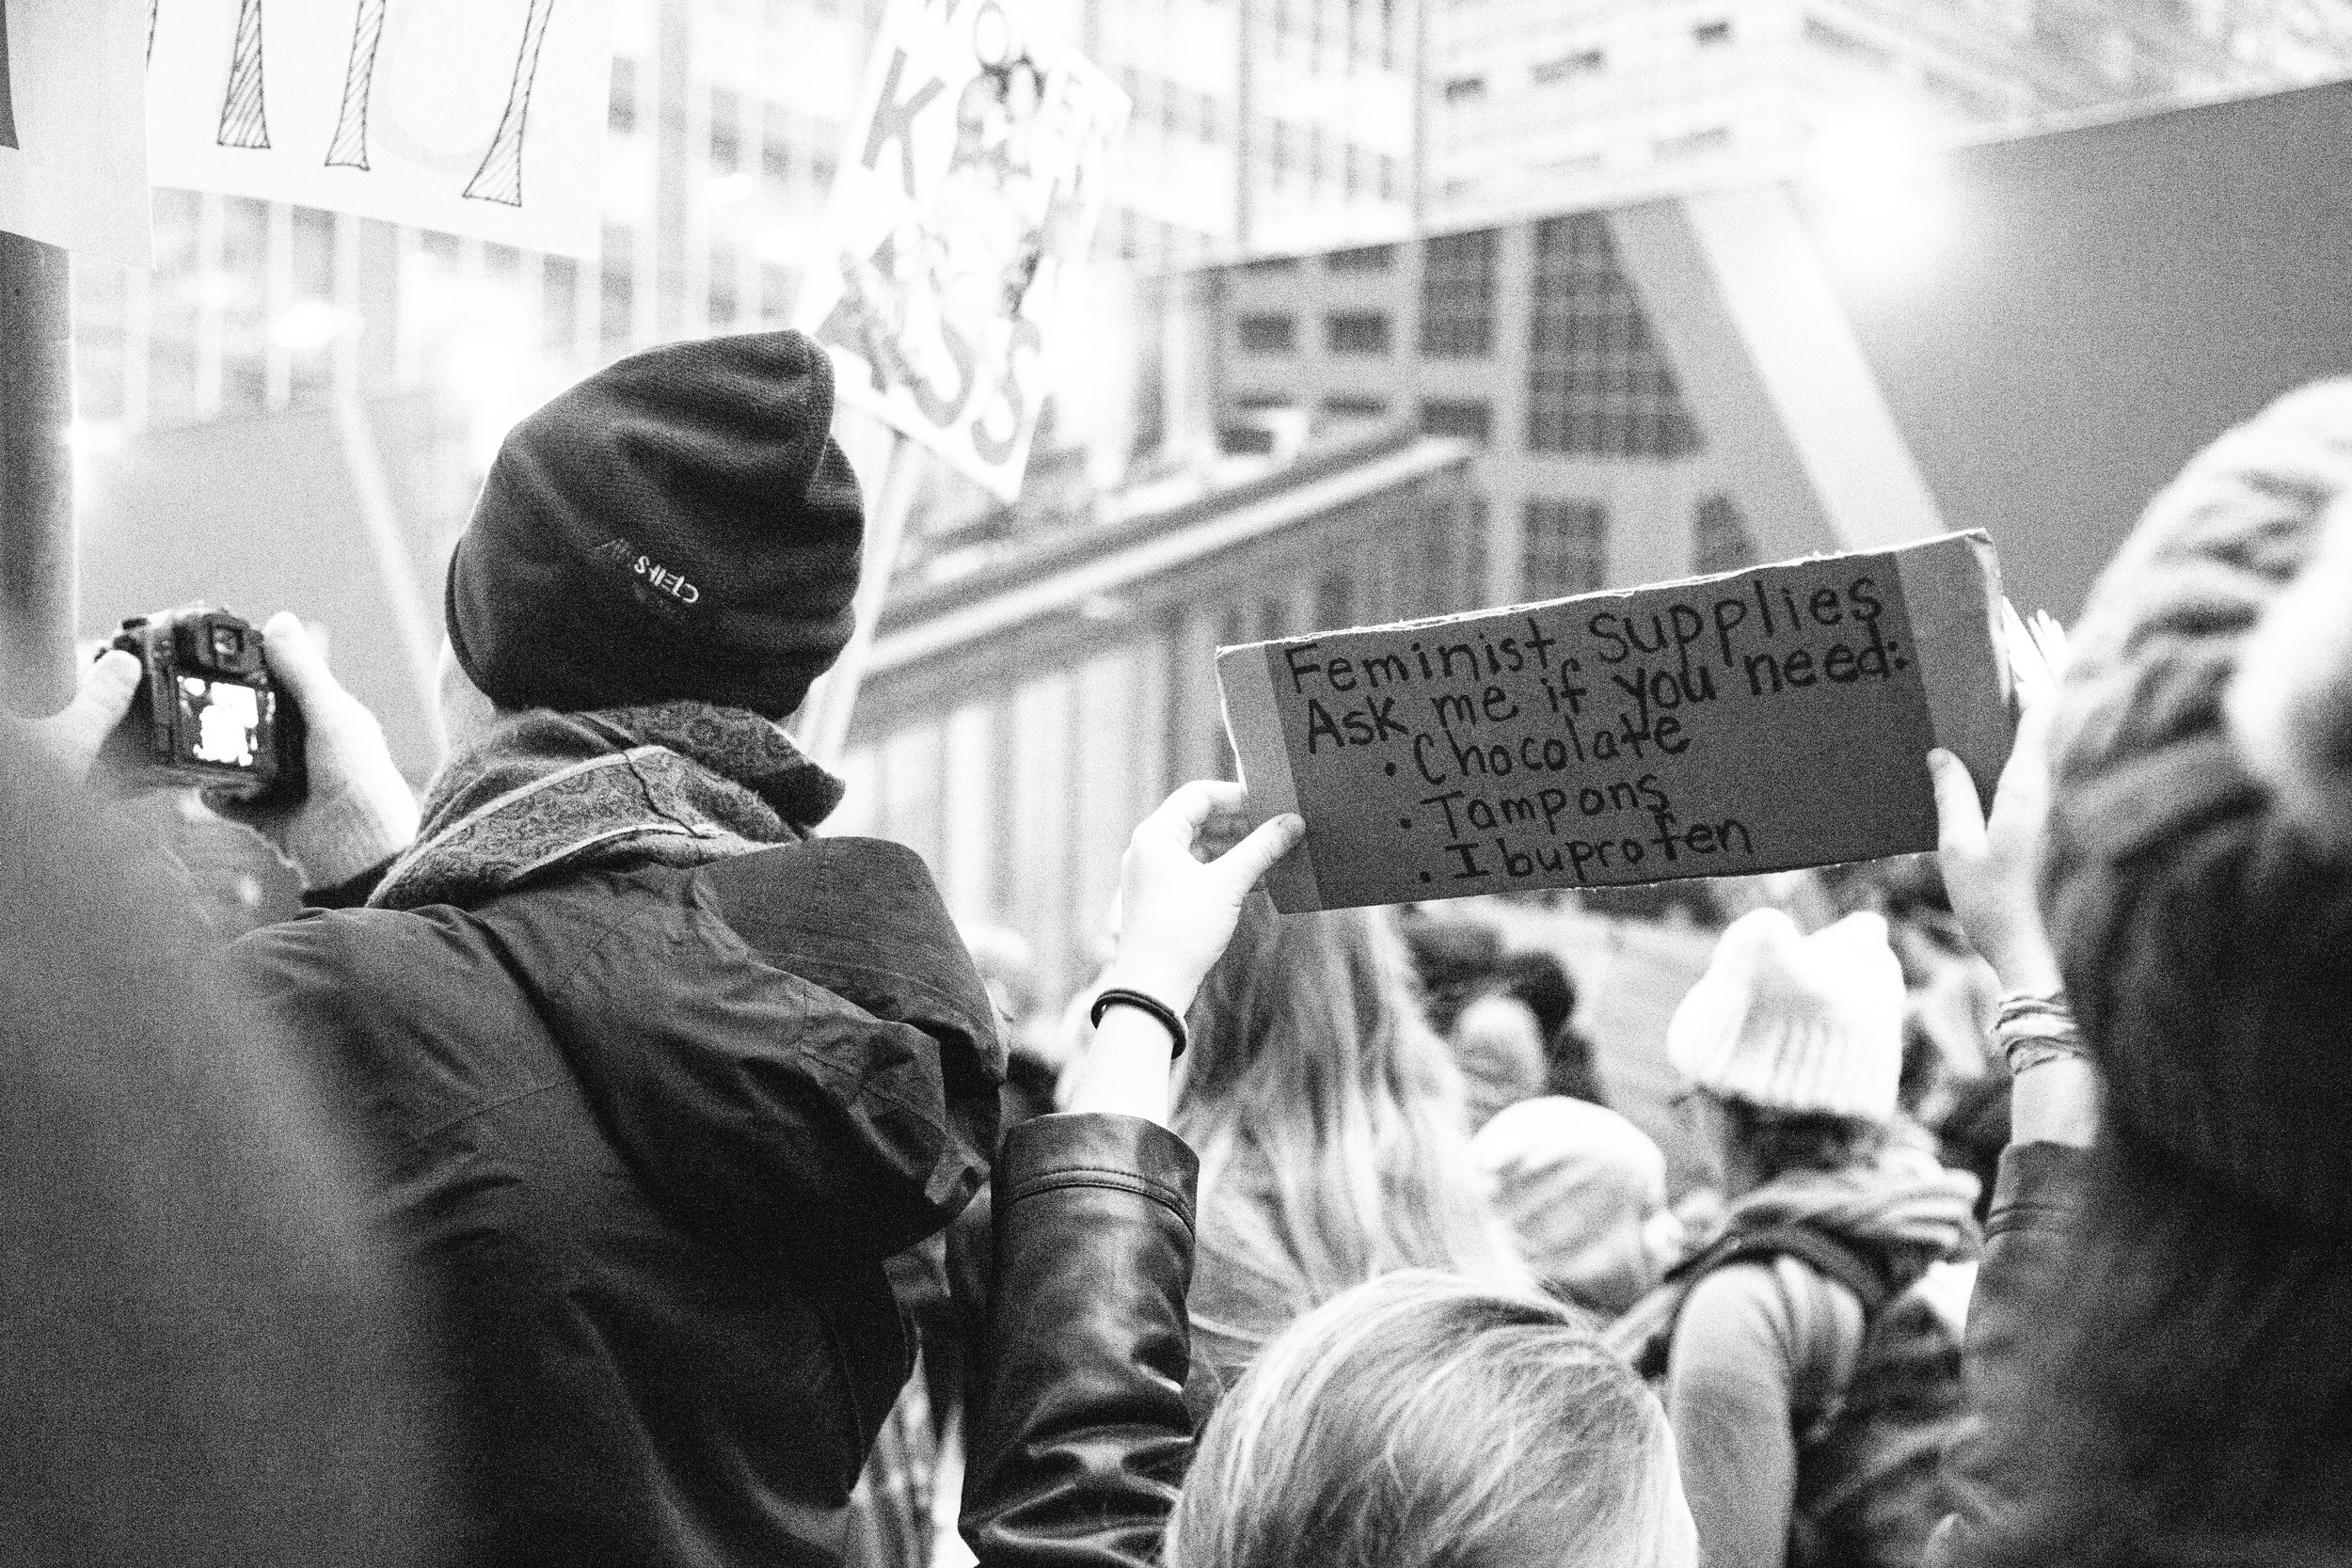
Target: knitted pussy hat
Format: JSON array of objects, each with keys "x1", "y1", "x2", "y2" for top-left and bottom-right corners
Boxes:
[
  {"x1": 1666, "y1": 909, "x2": 1905, "y2": 1121},
  {"x1": 446, "y1": 330, "x2": 864, "y2": 721},
  {"x1": 2045, "y1": 379, "x2": 2352, "y2": 1230}
]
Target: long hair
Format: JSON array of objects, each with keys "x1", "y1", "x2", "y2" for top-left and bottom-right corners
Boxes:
[
  {"x1": 1175, "y1": 893, "x2": 1523, "y2": 1387},
  {"x1": 1165, "y1": 1272, "x2": 1690, "y2": 1568}
]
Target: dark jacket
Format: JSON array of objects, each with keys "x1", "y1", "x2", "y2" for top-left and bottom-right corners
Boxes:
[
  {"x1": 1925, "y1": 1143, "x2": 2091, "y2": 1568},
  {"x1": 229, "y1": 837, "x2": 1002, "y2": 1568},
  {"x1": 958, "y1": 1114, "x2": 1201, "y2": 1568}
]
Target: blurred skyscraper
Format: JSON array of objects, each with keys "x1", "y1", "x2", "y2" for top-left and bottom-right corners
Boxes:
[{"x1": 1429, "y1": 0, "x2": 2352, "y2": 226}]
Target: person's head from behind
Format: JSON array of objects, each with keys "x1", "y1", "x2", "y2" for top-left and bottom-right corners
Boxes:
[
  {"x1": 1168, "y1": 1271, "x2": 1695, "y2": 1568},
  {"x1": 2019, "y1": 380, "x2": 2352, "y2": 1549},
  {"x1": 1177, "y1": 892, "x2": 1518, "y2": 1377},
  {"x1": 1665, "y1": 909, "x2": 1903, "y2": 1196},
  {"x1": 1452, "y1": 991, "x2": 1548, "y2": 1130},
  {"x1": 435, "y1": 330, "x2": 865, "y2": 762}
]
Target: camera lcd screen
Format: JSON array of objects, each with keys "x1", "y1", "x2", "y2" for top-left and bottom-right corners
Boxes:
[{"x1": 177, "y1": 674, "x2": 263, "y2": 768}]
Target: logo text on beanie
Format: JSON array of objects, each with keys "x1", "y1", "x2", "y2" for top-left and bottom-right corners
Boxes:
[{"x1": 594, "y1": 536, "x2": 701, "y2": 607}]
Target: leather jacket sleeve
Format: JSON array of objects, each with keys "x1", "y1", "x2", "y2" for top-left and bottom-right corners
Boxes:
[
  {"x1": 959, "y1": 1113, "x2": 1200, "y2": 1568},
  {"x1": 1926, "y1": 1141, "x2": 2093, "y2": 1568}
]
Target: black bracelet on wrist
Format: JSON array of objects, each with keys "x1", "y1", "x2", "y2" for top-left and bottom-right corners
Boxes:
[{"x1": 1089, "y1": 987, "x2": 1189, "y2": 1059}]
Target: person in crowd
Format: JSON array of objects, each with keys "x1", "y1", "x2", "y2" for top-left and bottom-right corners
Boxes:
[
  {"x1": 8, "y1": 689, "x2": 441, "y2": 1566},
  {"x1": 1926, "y1": 382, "x2": 2352, "y2": 1563},
  {"x1": 1471, "y1": 1093, "x2": 1687, "y2": 1319},
  {"x1": 1451, "y1": 989, "x2": 1549, "y2": 1129},
  {"x1": 1618, "y1": 908, "x2": 1979, "y2": 1568},
  {"x1": 1171, "y1": 893, "x2": 1528, "y2": 1393},
  {"x1": 216, "y1": 331, "x2": 1004, "y2": 1568},
  {"x1": 959, "y1": 782, "x2": 1698, "y2": 1568},
  {"x1": 1497, "y1": 947, "x2": 1611, "y2": 1103}
]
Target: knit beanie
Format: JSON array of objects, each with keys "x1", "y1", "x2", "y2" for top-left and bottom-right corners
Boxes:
[
  {"x1": 1470, "y1": 1096, "x2": 1674, "y2": 1316},
  {"x1": 445, "y1": 330, "x2": 864, "y2": 721},
  {"x1": 1666, "y1": 909, "x2": 1904, "y2": 1120},
  {"x1": 2044, "y1": 379, "x2": 2352, "y2": 1231}
]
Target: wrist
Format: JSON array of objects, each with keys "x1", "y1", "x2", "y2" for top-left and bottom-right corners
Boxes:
[{"x1": 1099, "y1": 959, "x2": 1199, "y2": 1020}]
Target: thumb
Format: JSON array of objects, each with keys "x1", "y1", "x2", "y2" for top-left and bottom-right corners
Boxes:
[
  {"x1": 1212, "y1": 813, "x2": 1305, "y2": 896},
  {"x1": 259, "y1": 611, "x2": 342, "y2": 717},
  {"x1": 49, "y1": 647, "x2": 144, "y2": 754},
  {"x1": 1927, "y1": 748, "x2": 1987, "y2": 858}
]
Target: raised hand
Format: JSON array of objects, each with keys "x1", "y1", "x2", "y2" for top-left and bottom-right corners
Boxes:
[
  {"x1": 206, "y1": 612, "x2": 419, "y2": 890},
  {"x1": 30, "y1": 649, "x2": 145, "y2": 784},
  {"x1": 1928, "y1": 700, "x2": 2062, "y2": 996}
]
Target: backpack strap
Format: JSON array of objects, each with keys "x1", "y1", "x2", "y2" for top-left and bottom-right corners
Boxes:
[{"x1": 1682, "y1": 1224, "x2": 1899, "y2": 1320}]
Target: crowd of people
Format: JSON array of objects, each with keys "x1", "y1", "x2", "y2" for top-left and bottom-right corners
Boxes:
[{"x1": 7, "y1": 329, "x2": 2350, "y2": 1568}]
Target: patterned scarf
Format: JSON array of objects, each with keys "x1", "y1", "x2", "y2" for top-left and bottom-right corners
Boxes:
[
  {"x1": 369, "y1": 704, "x2": 844, "y2": 912},
  {"x1": 1720, "y1": 1147, "x2": 1983, "y2": 1275}
]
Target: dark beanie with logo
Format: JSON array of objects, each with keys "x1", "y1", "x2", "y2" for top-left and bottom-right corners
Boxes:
[
  {"x1": 2044, "y1": 379, "x2": 2352, "y2": 1232},
  {"x1": 445, "y1": 330, "x2": 864, "y2": 721}
]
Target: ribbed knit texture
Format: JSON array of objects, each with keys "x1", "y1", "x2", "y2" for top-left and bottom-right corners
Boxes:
[
  {"x1": 1667, "y1": 909, "x2": 1905, "y2": 1120},
  {"x1": 2045, "y1": 378, "x2": 2352, "y2": 1232},
  {"x1": 447, "y1": 330, "x2": 864, "y2": 721}
]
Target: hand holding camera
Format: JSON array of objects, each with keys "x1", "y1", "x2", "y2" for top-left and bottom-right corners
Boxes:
[{"x1": 40, "y1": 604, "x2": 420, "y2": 892}]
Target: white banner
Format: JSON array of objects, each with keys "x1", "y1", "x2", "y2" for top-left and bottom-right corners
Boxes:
[
  {"x1": 797, "y1": 0, "x2": 1128, "y2": 502},
  {"x1": 147, "y1": 0, "x2": 612, "y2": 257},
  {"x1": 0, "y1": 0, "x2": 150, "y2": 265}
]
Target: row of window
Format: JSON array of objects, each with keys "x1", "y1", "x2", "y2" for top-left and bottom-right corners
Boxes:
[
  {"x1": 1521, "y1": 491, "x2": 1756, "y2": 602},
  {"x1": 1232, "y1": 215, "x2": 1700, "y2": 459},
  {"x1": 609, "y1": 60, "x2": 842, "y2": 190},
  {"x1": 1442, "y1": 15, "x2": 1735, "y2": 100}
]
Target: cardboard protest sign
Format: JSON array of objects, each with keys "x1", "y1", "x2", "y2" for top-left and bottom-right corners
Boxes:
[
  {"x1": 1218, "y1": 532, "x2": 2014, "y2": 913},
  {"x1": 0, "y1": 0, "x2": 150, "y2": 265},
  {"x1": 795, "y1": 0, "x2": 1129, "y2": 501},
  {"x1": 147, "y1": 0, "x2": 612, "y2": 256}
]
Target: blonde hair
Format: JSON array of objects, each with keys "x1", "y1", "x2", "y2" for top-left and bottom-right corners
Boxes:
[
  {"x1": 1166, "y1": 1271, "x2": 1688, "y2": 1568},
  {"x1": 1176, "y1": 894, "x2": 1523, "y2": 1387}
]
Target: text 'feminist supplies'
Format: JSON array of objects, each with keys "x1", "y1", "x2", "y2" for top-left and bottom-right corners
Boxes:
[
  {"x1": 796, "y1": 0, "x2": 1130, "y2": 501},
  {"x1": 1217, "y1": 532, "x2": 2014, "y2": 913}
]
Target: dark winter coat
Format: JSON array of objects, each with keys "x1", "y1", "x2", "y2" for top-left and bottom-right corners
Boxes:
[{"x1": 228, "y1": 837, "x2": 1002, "y2": 1568}]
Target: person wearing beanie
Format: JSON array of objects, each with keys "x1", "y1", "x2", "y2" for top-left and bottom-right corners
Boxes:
[
  {"x1": 1626, "y1": 906, "x2": 1979, "y2": 1568},
  {"x1": 1926, "y1": 381, "x2": 2352, "y2": 1568},
  {"x1": 212, "y1": 332, "x2": 1003, "y2": 1568},
  {"x1": 1470, "y1": 1094, "x2": 1686, "y2": 1318}
]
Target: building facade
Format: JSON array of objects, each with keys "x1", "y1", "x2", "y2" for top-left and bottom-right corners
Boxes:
[
  {"x1": 1429, "y1": 0, "x2": 2352, "y2": 227},
  {"x1": 1184, "y1": 77, "x2": 2352, "y2": 621},
  {"x1": 833, "y1": 427, "x2": 1478, "y2": 1000}
]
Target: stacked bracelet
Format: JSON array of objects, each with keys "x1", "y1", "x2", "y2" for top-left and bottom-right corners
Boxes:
[
  {"x1": 1994, "y1": 990, "x2": 2084, "y2": 1077},
  {"x1": 1089, "y1": 987, "x2": 1190, "y2": 1059}
]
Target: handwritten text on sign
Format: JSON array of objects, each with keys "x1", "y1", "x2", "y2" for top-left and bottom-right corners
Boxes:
[{"x1": 1216, "y1": 533, "x2": 2012, "y2": 912}]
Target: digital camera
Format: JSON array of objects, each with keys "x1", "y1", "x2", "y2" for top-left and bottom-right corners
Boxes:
[{"x1": 110, "y1": 606, "x2": 305, "y2": 801}]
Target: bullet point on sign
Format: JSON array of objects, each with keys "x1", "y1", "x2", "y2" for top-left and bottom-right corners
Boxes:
[
  {"x1": 1399, "y1": 816, "x2": 1412, "y2": 829},
  {"x1": 1419, "y1": 871, "x2": 1433, "y2": 883},
  {"x1": 1384, "y1": 762, "x2": 1397, "y2": 776}
]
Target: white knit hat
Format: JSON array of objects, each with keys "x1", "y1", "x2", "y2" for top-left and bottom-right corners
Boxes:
[{"x1": 1665, "y1": 909, "x2": 1904, "y2": 1120}]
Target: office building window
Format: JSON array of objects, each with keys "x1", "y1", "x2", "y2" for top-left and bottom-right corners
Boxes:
[
  {"x1": 1692, "y1": 492, "x2": 1757, "y2": 574},
  {"x1": 600, "y1": 223, "x2": 638, "y2": 356},
  {"x1": 760, "y1": 263, "x2": 798, "y2": 325},
  {"x1": 1524, "y1": 500, "x2": 1608, "y2": 599},
  {"x1": 1694, "y1": 19, "x2": 1732, "y2": 45},
  {"x1": 543, "y1": 256, "x2": 580, "y2": 358},
  {"x1": 610, "y1": 57, "x2": 639, "y2": 135},
  {"x1": 1420, "y1": 398, "x2": 1491, "y2": 442},
  {"x1": 1328, "y1": 241, "x2": 1396, "y2": 272},
  {"x1": 1239, "y1": 312, "x2": 1296, "y2": 354},
  {"x1": 1526, "y1": 213, "x2": 1700, "y2": 458},
  {"x1": 1533, "y1": 48, "x2": 1605, "y2": 84},
  {"x1": 1327, "y1": 309, "x2": 1391, "y2": 355},
  {"x1": 1321, "y1": 395, "x2": 1389, "y2": 420},
  {"x1": 707, "y1": 243, "x2": 739, "y2": 327},
  {"x1": 709, "y1": 88, "x2": 742, "y2": 172},
  {"x1": 1422, "y1": 228, "x2": 1498, "y2": 357}
]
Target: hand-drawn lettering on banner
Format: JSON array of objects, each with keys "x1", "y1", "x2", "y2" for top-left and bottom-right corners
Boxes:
[
  {"x1": 796, "y1": 0, "x2": 1129, "y2": 501},
  {"x1": 146, "y1": 0, "x2": 612, "y2": 257}
]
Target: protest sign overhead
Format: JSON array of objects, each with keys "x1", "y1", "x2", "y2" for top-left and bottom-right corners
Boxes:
[
  {"x1": 1218, "y1": 532, "x2": 2016, "y2": 913},
  {"x1": 796, "y1": 0, "x2": 1129, "y2": 501},
  {"x1": 0, "y1": 1, "x2": 150, "y2": 264},
  {"x1": 146, "y1": 0, "x2": 612, "y2": 256}
]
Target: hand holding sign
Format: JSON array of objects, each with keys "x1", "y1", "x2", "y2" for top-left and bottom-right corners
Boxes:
[{"x1": 1217, "y1": 532, "x2": 2019, "y2": 911}]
